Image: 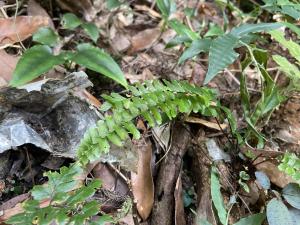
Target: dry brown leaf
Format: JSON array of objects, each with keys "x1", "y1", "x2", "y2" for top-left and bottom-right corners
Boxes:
[
  {"x1": 130, "y1": 27, "x2": 161, "y2": 53},
  {"x1": 27, "y1": 0, "x2": 55, "y2": 29},
  {"x1": 55, "y1": 0, "x2": 96, "y2": 21},
  {"x1": 131, "y1": 139, "x2": 154, "y2": 221},
  {"x1": 0, "y1": 50, "x2": 19, "y2": 85},
  {"x1": 185, "y1": 116, "x2": 227, "y2": 131},
  {"x1": 254, "y1": 157, "x2": 295, "y2": 188},
  {"x1": 134, "y1": 5, "x2": 161, "y2": 18},
  {"x1": 0, "y1": 16, "x2": 50, "y2": 47}
]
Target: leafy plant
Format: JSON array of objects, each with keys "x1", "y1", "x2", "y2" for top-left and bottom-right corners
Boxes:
[
  {"x1": 269, "y1": 29, "x2": 300, "y2": 90},
  {"x1": 62, "y1": 13, "x2": 99, "y2": 43},
  {"x1": 262, "y1": 0, "x2": 300, "y2": 20},
  {"x1": 9, "y1": 14, "x2": 127, "y2": 88},
  {"x1": 6, "y1": 163, "x2": 113, "y2": 225},
  {"x1": 77, "y1": 79, "x2": 218, "y2": 165},
  {"x1": 279, "y1": 153, "x2": 300, "y2": 183}
]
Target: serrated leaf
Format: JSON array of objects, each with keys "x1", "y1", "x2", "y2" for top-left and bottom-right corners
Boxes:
[
  {"x1": 211, "y1": 166, "x2": 227, "y2": 225},
  {"x1": 82, "y1": 23, "x2": 100, "y2": 43},
  {"x1": 62, "y1": 13, "x2": 82, "y2": 29},
  {"x1": 178, "y1": 38, "x2": 211, "y2": 64},
  {"x1": 267, "y1": 199, "x2": 293, "y2": 225},
  {"x1": 10, "y1": 45, "x2": 64, "y2": 87},
  {"x1": 233, "y1": 213, "x2": 265, "y2": 225},
  {"x1": 71, "y1": 43, "x2": 127, "y2": 87},
  {"x1": 282, "y1": 183, "x2": 300, "y2": 210},
  {"x1": 32, "y1": 27, "x2": 59, "y2": 46},
  {"x1": 204, "y1": 34, "x2": 239, "y2": 84}
]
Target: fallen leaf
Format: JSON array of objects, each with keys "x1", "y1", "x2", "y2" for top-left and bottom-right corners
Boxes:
[
  {"x1": 134, "y1": 5, "x2": 161, "y2": 18},
  {"x1": 0, "y1": 50, "x2": 19, "y2": 85},
  {"x1": 55, "y1": 0, "x2": 96, "y2": 21},
  {"x1": 131, "y1": 139, "x2": 154, "y2": 220},
  {"x1": 130, "y1": 27, "x2": 161, "y2": 53},
  {"x1": 0, "y1": 16, "x2": 50, "y2": 47},
  {"x1": 27, "y1": 0, "x2": 55, "y2": 29},
  {"x1": 185, "y1": 116, "x2": 227, "y2": 131},
  {"x1": 254, "y1": 157, "x2": 295, "y2": 188}
]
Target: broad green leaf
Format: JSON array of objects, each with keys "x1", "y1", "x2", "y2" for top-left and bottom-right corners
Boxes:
[
  {"x1": 204, "y1": 34, "x2": 239, "y2": 84},
  {"x1": 267, "y1": 199, "x2": 293, "y2": 225},
  {"x1": 10, "y1": 45, "x2": 64, "y2": 87},
  {"x1": 62, "y1": 13, "x2": 82, "y2": 29},
  {"x1": 168, "y1": 19, "x2": 199, "y2": 41},
  {"x1": 71, "y1": 43, "x2": 127, "y2": 87},
  {"x1": 231, "y1": 23, "x2": 283, "y2": 38},
  {"x1": 233, "y1": 213, "x2": 265, "y2": 225},
  {"x1": 32, "y1": 27, "x2": 59, "y2": 46},
  {"x1": 106, "y1": 0, "x2": 122, "y2": 9},
  {"x1": 211, "y1": 166, "x2": 227, "y2": 225},
  {"x1": 156, "y1": 0, "x2": 176, "y2": 19},
  {"x1": 166, "y1": 35, "x2": 191, "y2": 48},
  {"x1": 282, "y1": 183, "x2": 300, "y2": 210},
  {"x1": 178, "y1": 39, "x2": 211, "y2": 64},
  {"x1": 82, "y1": 23, "x2": 100, "y2": 43}
]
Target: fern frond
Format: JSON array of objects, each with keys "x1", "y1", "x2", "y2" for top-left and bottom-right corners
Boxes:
[{"x1": 77, "y1": 80, "x2": 217, "y2": 165}]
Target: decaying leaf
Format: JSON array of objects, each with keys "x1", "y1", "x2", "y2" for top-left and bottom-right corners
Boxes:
[
  {"x1": 130, "y1": 27, "x2": 161, "y2": 53},
  {"x1": 131, "y1": 139, "x2": 154, "y2": 220},
  {"x1": 27, "y1": 0, "x2": 55, "y2": 29},
  {"x1": 0, "y1": 16, "x2": 50, "y2": 47},
  {"x1": 0, "y1": 50, "x2": 19, "y2": 85}
]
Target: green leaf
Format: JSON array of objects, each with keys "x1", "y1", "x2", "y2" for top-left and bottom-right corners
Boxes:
[
  {"x1": 62, "y1": 13, "x2": 82, "y2": 29},
  {"x1": 204, "y1": 34, "x2": 239, "y2": 84},
  {"x1": 211, "y1": 166, "x2": 227, "y2": 225},
  {"x1": 10, "y1": 45, "x2": 64, "y2": 87},
  {"x1": 156, "y1": 0, "x2": 176, "y2": 19},
  {"x1": 204, "y1": 24, "x2": 224, "y2": 37},
  {"x1": 282, "y1": 183, "x2": 300, "y2": 210},
  {"x1": 231, "y1": 23, "x2": 283, "y2": 38},
  {"x1": 32, "y1": 27, "x2": 59, "y2": 46},
  {"x1": 82, "y1": 23, "x2": 100, "y2": 43},
  {"x1": 168, "y1": 19, "x2": 199, "y2": 41},
  {"x1": 233, "y1": 213, "x2": 265, "y2": 225},
  {"x1": 178, "y1": 39, "x2": 211, "y2": 64},
  {"x1": 71, "y1": 43, "x2": 127, "y2": 87},
  {"x1": 106, "y1": 0, "x2": 122, "y2": 10},
  {"x1": 267, "y1": 199, "x2": 293, "y2": 225}
]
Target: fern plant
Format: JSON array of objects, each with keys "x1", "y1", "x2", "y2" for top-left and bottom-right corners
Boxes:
[
  {"x1": 77, "y1": 79, "x2": 218, "y2": 165},
  {"x1": 278, "y1": 153, "x2": 300, "y2": 183},
  {"x1": 6, "y1": 163, "x2": 113, "y2": 225}
]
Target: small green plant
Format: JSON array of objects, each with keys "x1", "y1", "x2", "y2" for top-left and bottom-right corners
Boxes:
[
  {"x1": 77, "y1": 79, "x2": 219, "y2": 165},
  {"x1": 10, "y1": 13, "x2": 127, "y2": 88},
  {"x1": 278, "y1": 153, "x2": 300, "y2": 182},
  {"x1": 238, "y1": 171, "x2": 250, "y2": 193},
  {"x1": 6, "y1": 163, "x2": 113, "y2": 225},
  {"x1": 262, "y1": 0, "x2": 300, "y2": 20}
]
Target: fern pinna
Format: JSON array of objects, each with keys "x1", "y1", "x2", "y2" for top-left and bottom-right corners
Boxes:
[{"x1": 77, "y1": 79, "x2": 217, "y2": 165}]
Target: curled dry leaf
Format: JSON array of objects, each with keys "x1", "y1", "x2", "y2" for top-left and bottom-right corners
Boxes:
[
  {"x1": 130, "y1": 27, "x2": 161, "y2": 53},
  {"x1": 131, "y1": 139, "x2": 154, "y2": 221},
  {"x1": 174, "y1": 173, "x2": 186, "y2": 225},
  {"x1": 0, "y1": 16, "x2": 50, "y2": 47},
  {"x1": 27, "y1": 0, "x2": 55, "y2": 29}
]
